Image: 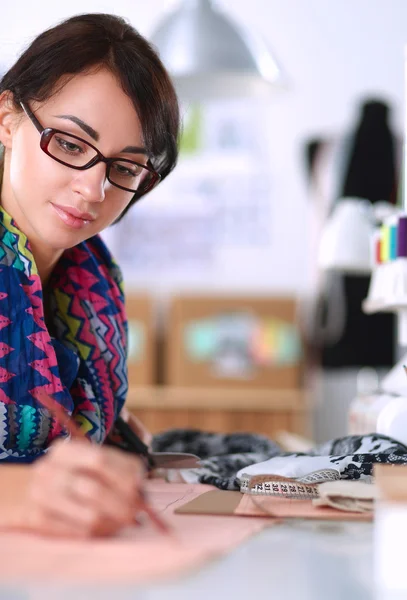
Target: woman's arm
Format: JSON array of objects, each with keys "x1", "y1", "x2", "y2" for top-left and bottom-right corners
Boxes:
[{"x1": 0, "y1": 466, "x2": 31, "y2": 528}]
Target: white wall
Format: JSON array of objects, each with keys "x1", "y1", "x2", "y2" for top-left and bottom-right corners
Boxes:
[{"x1": 1, "y1": 0, "x2": 407, "y2": 294}]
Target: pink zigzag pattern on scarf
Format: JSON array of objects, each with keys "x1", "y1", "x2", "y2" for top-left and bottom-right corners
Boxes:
[
  {"x1": 58, "y1": 266, "x2": 115, "y2": 435},
  {"x1": 96, "y1": 261, "x2": 127, "y2": 396},
  {"x1": 22, "y1": 276, "x2": 65, "y2": 440},
  {"x1": 0, "y1": 288, "x2": 14, "y2": 404}
]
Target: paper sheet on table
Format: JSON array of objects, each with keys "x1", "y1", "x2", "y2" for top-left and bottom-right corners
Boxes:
[
  {"x1": 176, "y1": 489, "x2": 372, "y2": 521},
  {"x1": 0, "y1": 480, "x2": 271, "y2": 584}
]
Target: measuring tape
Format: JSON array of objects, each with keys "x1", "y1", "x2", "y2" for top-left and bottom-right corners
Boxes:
[{"x1": 239, "y1": 469, "x2": 340, "y2": 500}]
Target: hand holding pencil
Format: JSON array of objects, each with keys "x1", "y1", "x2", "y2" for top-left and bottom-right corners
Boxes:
[{"x1": 3, "y1": 393, "x2": 170, "y2": 539}]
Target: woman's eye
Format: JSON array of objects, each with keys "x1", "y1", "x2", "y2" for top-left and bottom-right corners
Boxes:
[
  {"x1": 56, "y1": 137, "x2": 83, "y2": 154},
  {"x1": 113, "y1": 163, "x2": 140, "y2": 177}
]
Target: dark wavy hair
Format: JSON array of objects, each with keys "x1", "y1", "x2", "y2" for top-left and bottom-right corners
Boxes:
[{"x1": 0, "y1": 13, "x2": 180, "y2": 221}]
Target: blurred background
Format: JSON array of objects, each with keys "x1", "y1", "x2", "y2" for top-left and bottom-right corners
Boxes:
[{"x1": 4, "y1": 0, "x2": 407, "y2": 446}]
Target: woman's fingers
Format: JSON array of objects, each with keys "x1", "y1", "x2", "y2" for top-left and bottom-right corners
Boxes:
[
  {"x1": 23, "y1": 499, "x2": 124, "y2": 539},
  {"x1": 24, "y1": 509, "x2": 89, "y2": 539},
  {"x1": 20, "y1": 440, "x2": 148, "y2": 538},
  {"x1": 29, "y1": 470, "x2": 122, "y2": 534},
  {"x1": 64, "y1": 470, "x2": 138, "y2": 526},
  {"x1": 32, "y1": 439, "x2": 150, "y2": 539},
  {"x1": 49, "y1": 439, "x2": 144, "y2": 504},
  {"x1": 97, "y1": 446, "x2": 146, "y2": 500}
]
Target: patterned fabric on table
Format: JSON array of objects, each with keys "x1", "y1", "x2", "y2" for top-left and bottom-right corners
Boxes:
[
  {"x1": 152, "y1": 430, "x2": 407, "y2": 490},
  {"x1": 0, "y1": 206, "x2": 128, "y2": 461}
]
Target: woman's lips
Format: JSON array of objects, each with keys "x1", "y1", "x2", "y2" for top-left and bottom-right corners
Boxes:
[{"x1": 50, "y1": 203, "x2": 95, "y2": 230}]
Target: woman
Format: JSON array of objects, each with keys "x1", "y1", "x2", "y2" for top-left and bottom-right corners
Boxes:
[{"x1": 0, "y1": 13, "x2": 179, "y2": 537}]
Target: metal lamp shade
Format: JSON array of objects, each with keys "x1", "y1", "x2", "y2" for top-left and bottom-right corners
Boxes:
[{"x1": 150, "y1": 0, "x2": 282, "y2": 99}]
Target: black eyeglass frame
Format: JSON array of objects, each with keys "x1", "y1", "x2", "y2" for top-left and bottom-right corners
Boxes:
[{"x1": 19, "y1": 101, "x2": 161, "y2": 195}]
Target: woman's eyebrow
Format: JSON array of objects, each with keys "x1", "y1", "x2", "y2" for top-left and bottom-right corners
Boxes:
[
  {"x1": 53, "y1": 114, "x2": 149, "y2": 155},
  {"x1": 54, "y1": 114, "x2": 99, "y2": 141},
  {"x1": 121, "y1": 145, "x2": 150, "y2": 156}
]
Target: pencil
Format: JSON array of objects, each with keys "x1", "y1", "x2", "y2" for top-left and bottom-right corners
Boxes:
[
  {"x1": 36, "y1": 392, "x2": 171, "y2": 536},
  {"x1": 37, "y1": 393, "x2": 85, "y2": 440}
]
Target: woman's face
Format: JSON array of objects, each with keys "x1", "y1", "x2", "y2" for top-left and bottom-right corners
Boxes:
[{"x1": 0, "y1": 68, "x2": 146, "y2": 252}]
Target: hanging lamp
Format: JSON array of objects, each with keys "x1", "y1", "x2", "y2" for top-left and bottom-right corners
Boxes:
[{"x1": 150, "y1": 0, "x2": 282, "y2": 99}]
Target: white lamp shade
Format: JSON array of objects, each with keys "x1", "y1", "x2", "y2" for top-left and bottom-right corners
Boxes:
[
  {"x1": 150, "y1": 0, "x2": 282, "y2": 100},
  {"x1": 318, "y1": 198, "x2": 373, "y2": 274}
]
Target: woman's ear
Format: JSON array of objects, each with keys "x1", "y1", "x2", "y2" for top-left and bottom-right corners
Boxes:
[{"x1": 0, "y1": 91, "x2": 18, "y2": 150}]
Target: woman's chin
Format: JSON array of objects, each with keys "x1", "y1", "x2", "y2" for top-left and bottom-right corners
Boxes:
[{"x1": 39, "y1": 225, "x2": 90, "y2": 251}]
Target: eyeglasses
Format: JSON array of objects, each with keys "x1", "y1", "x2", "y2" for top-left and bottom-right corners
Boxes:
[{"x1": 20, "y1": 102, "x2": 161, "y2": 195}]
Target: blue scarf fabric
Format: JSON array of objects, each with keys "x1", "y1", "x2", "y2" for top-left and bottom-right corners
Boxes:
[{"x1": 0, "y1": 206, "x2": 128, "y2": 462}]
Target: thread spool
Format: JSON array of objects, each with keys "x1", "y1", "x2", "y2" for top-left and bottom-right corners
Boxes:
[
  {"x1": 397, "y1": 215, "x2": 407, "y2": 258},
  {"x1": 381, "y1": 225, "x2": 390, "y2": 262},
  {"x1": 390, "y1": 222, "x2": 398, "y2": 260},
  {"x1": 374, "y1": 228, "x2": 382, "y2": 265}
]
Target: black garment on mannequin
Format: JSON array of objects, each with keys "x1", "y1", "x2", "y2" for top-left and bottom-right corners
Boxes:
[{"x1": 306, "y1": 99, "x2": 397, "y2": 368}]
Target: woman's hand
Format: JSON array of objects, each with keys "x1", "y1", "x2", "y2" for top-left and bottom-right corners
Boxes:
[{"x1": 12, "y1": 439, "x2": 147, "y2": 538}]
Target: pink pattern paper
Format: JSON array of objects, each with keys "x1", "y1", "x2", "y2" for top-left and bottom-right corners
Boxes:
[{"x1": 0, "y1": 480, "x2": 271, "y2": 584}]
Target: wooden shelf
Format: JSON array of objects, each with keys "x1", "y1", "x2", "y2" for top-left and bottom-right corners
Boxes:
[{"x1": 126, "y1": 386, "x2": 309, "y2": 412}]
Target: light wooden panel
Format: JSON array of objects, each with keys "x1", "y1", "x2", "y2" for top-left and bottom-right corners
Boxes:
[
  {"x1": 126, "y1": 386, "x2": 309, "y2": 411},
  {"x1": 126, "y1": 294, "x2": 155, "y2": 387},
  {"x1": 133, "y1": 406, "x2": 312, "y2": 438}
]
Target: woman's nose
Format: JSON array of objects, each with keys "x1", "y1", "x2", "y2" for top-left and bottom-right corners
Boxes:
[{"x1": 71, "y1": 162, "x2": 107, "y2": 203}]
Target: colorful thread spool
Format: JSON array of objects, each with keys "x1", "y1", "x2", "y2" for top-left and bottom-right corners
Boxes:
[{"x1": 397, "y1": 215, "x2": 407, "y2": 258}]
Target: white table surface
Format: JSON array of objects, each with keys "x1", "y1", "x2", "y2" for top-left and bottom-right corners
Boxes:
[{"x1": 0, "y1": 518, "x2": 380, "y2": 600}]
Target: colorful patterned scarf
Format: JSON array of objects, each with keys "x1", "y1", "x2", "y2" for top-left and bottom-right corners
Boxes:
[{"x1": 0, "y1": 206, "x2": 128, "y2": 462}]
